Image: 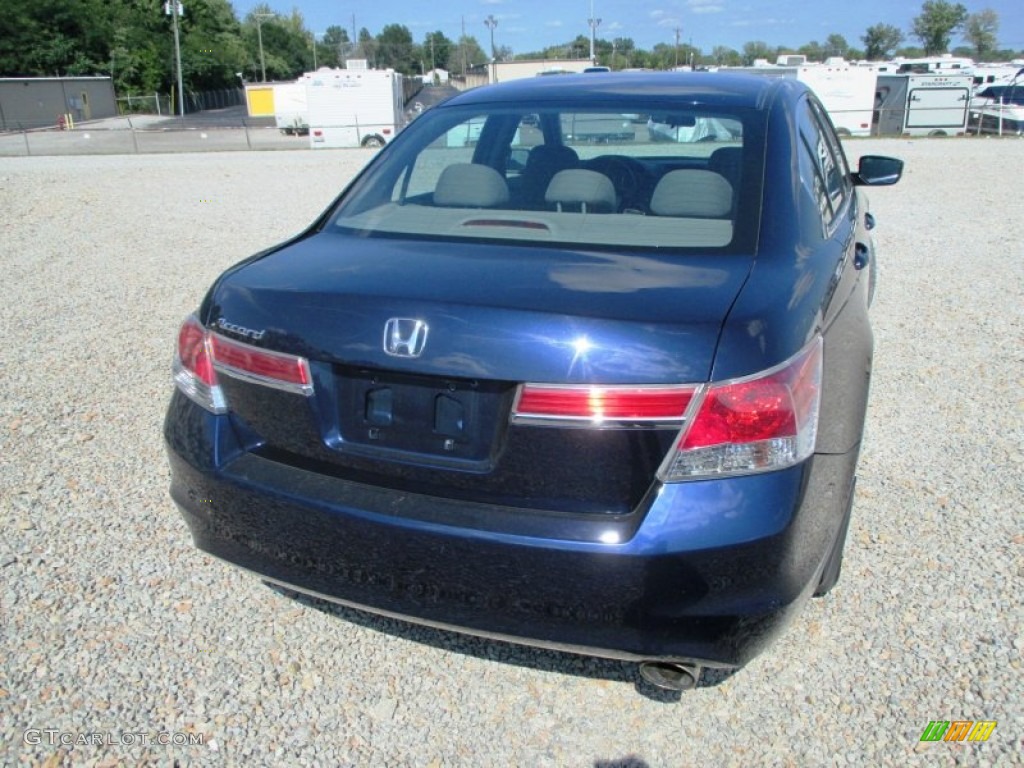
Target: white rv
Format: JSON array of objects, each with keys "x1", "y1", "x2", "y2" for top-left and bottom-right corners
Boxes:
[
  {"x1": 730, "y1": 59, "x2": 878, "y2": 136},
  {"x1": 307, "y1": 68, "x2": 406, "y2": 149},
  {"x1": 273, "y1": 80, "x2": 310, "y2": 135},
  {"x1": 874, "y1": 73, "x2": 974, "y2": 136}
]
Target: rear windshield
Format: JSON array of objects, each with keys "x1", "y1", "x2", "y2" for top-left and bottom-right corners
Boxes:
[{"x1": 330, "y1": 102, "x2": 765, "y2": 253}]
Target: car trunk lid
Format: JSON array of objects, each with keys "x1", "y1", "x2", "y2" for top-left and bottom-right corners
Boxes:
[{"x1": 207, "y1": 233, "x2": 752, "y2": 514}]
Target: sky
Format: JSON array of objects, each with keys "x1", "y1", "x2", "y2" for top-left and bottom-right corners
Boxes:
[{"x1": 237, "y1": 0, "x2": 1024, "y2": 57}]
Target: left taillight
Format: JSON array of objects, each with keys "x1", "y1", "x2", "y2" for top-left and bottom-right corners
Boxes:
[
  {"x1": 173, "y1": 316, "x2": 226, "y2": 413},
  {"x1": 172, "y1": 315, "x2": 313, "y2": 414}
]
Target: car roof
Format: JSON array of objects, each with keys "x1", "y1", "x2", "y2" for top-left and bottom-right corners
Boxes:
[{"x1": 440, "y1": 72, "x2": 790, "y2": 111}]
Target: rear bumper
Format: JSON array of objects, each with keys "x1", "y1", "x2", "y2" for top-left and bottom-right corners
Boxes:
[{"x1": 165, "y1": 391, "x2": 857, "y2": 668}]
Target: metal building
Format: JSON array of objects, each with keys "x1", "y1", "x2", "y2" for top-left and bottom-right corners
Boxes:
[{"x1": 0, "y1": 77, "x2": 117, "y2": 131}]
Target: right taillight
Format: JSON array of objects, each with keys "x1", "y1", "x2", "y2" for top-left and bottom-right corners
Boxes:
[{"x1": 658, "y1": 336, "x2": 823, "y2": 481}]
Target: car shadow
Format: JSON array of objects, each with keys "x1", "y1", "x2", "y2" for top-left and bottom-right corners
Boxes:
[{"x1": 263, "y1": 582, "x2": 738, "y2": 701}]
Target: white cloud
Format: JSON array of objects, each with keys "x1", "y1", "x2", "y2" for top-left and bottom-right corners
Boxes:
[
  {"x1": 545, "y1": 20, "x2": 564, "y2": 28},
  {"x1": 607, "y1": 21, "x2": 623, "y2": 31},
  {"x1": 730, "y1": 17, "x2": 787, "y2": 27},
  {"x1": 684, "y1": 0, "x2": 724, "y2": 13}
]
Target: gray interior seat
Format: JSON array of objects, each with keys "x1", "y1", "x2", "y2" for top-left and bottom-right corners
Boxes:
[
  {"x1": 708, "y1": 147, "x2": 743, "y2": 213},
  {"x1": 544, "y1": 169, "x2": 617, "y2": 213},
  {"x1": 708, "y1": 147, "x2": 742, "y2": 187},
  {"x1": 519, "y1": 144, "x2": 579, "y2": 207},
  {"x1": 433, "y1": 163, "x2": 510, "y2": 208},
  {"x1": 649, "y1": 169, "x2": 733, "y2": 218}
]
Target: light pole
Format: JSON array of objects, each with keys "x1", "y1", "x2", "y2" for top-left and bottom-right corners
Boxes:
[
  {"x1": 588, "y1": 0, "x2": 601, "y2": 65},
  {"x1": 254, "y1": 12, "x2": 276, "y2": 82},
  {"x1": 311, "y1": 31, "x2": 317, "y2": 70},
  {"x1": 484, "y1": 15, "x2": 498, "y2": 83},
  {"x1": 164, "y1": 1, "x2": 185, "y2": 116}
]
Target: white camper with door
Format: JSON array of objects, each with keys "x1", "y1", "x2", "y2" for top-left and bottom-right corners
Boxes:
[
  {"x1": 873, "y1": 73, "x2": 973, "y2": 136},
  {"x1": 307, "y1": 68, "x2": 405, "y2": 149},
  {"x1": 730, "y1": 59, "x2": 878, "y2": 136}
]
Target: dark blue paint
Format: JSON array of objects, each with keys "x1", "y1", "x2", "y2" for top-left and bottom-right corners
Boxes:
[{"x1": 165, "y1": 72, "x2": 902, "y2": 672}]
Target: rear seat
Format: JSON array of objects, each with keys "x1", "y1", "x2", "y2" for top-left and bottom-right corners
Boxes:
[
  {"x1": 544, "y1": 169, "x2": 618, "y2": 213},
  {"x1": 433, "y1": 163, "x2": 510, "y2": 208},
  {"x1": 648, "y1": 169, "x2": 733, "y2": 218}
]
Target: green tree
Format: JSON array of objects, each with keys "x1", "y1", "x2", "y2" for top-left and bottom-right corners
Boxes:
[
  {"x1": 610, "y1": 37, "x2": 636, "y2": 69},
  {"x1": 711, "y1": 46, "x2": 741, "y2": 66},
  {"x1": 241, "y1": 5, "x2": 321, "y2": 80},
  {"x1": 357, "y1": 27, "x2": 375, "y2": 65},
  {"x1": 825, "y1": 34, "x2": 850, "y2": 58},
  {"x1": 912, "y1": 0, "x2": 968, "y2": 55},
  {"x1": 895, "y1": 45, "x2": 926, "y2": 58},
  {"x1": 742, "y1": 41, "x2": 773, "y2": 65},
  {"x1": 448, "y1": 35, "x2": 487, "y2": 73},
  {"x1": 798, "y1": 41, "x2": 825, "y2": 61},
  {"x1": 862, "y1": 23, "x2": 905, "y2": 60},
  {"x1": 963, "y1": 9, "x2": 999, "y2": 59},
  {"x1": 179, "y1": 0, "x2": 248, "y2": 90},
  {"x1": 423, "y1": 31, "x2": 453, "y2": 72},
  {"x1": 375, "y1": 24, "x2": 418, "y2": 73},
  {"x1": 320, "y1": 26, "x2": 349, "y2": 68}
]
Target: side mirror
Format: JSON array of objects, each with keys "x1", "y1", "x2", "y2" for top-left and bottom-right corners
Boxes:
[{"x1": 852, "y1": 155, "x2": 904, "y2": 186}]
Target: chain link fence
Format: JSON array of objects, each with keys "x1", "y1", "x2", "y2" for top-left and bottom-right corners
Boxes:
[{"x1": 2, "y1": 93, "x2": 1020, "y2": 159}]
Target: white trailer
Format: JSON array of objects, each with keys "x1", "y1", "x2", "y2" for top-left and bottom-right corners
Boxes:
[
  {"x1": 273, "y1": 80, "x2": 309, "y2": 135},
  {"x1": 730, "y1": 59, "x2": 878, "y2": 136},
  {"x1": 307, "y1": 68, "x2": 405, "y2": 149},
  {"x1": 874, "y1": 73, "x2": 973, "y2": 136}
]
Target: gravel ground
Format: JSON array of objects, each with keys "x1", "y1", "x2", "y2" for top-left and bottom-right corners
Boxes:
[{"x1": 1, "y1": 139, "x2": 1022, "y2": 766}]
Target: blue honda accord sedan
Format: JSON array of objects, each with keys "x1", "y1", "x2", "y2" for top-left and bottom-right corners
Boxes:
[{"x1": 164, "y1": 73, "x2": 903, "y2": 690}]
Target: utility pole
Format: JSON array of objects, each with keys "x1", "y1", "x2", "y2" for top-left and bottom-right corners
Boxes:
[
  {"x1": 484, "y1": 15, "x2": 498, "y2": 83},
  {"x1": 675, "y1": 27, "x2": 681, "y2": 68},
  {"x1": 461, "y1": 16, "x2": 467, "y2": 77},
  {"x1": 311, "y1": 31, "x2": 317, "y2": 70},
  {"x1": 165, "y1": 1, "x2": 185, "y2": 117},
  {"x1": 588, "y1": 1, "x2": 601, "y2": 65},
  {"x1": 254, "y1": 12, "x2": 276, "y2": 82}
]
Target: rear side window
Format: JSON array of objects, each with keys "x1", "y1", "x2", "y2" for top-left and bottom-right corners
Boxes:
[
  {"x1": 331, "y1": 103, "x2": 765, "y2": 253},
  {"x1": 797, "y1": 97, "x2": 850, "y2": 234}
]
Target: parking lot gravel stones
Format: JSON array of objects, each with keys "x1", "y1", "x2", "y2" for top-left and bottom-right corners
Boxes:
[{"x1": 1, "y1": 139, "x2": 1022, "y2": 766}]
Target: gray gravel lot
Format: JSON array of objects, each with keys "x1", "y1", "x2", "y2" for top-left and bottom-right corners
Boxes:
[{"x1": 1, "y1": 140, "x2": 1022, "y2": 766}]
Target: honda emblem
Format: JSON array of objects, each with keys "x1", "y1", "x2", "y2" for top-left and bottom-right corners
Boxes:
[{"x1": 383, "y1": 318, "x2": 429, "y2": 358}]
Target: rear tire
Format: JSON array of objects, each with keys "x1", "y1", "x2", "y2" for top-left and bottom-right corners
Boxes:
[{"x1": 361, "y1": 135, "x2": 385, "y2": 148}]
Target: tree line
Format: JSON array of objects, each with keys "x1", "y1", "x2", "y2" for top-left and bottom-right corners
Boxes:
[{"x1": 0, "y1": 0, "x2": 1016, "y2": 98}]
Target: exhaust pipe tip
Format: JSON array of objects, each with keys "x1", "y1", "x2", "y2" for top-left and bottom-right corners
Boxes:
[{"x1": 638, "y1": 661, "x2": 702, "y2": 691}]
